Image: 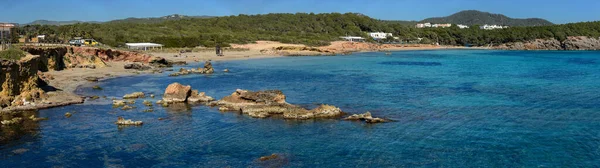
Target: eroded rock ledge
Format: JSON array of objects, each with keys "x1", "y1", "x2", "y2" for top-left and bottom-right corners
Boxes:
[
  {"x1": 208, "y1": 89, "x2": 345, "y2": 119},
  {"x1": 496, "y1": 36, "x2": 600, "y2": 50}
]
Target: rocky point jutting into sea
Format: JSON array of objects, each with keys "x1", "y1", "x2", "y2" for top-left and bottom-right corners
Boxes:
[
  {"x1": 495, "y1": 36, "x2": 600, "y2": 50},
  {"x1": 0, "y1": 46, "x2": 174, "y2": 113}
]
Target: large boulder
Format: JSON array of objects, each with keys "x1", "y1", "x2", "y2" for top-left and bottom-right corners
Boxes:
[{"x1": 162, "y1": 83, "x2": 192, "y2": 103}]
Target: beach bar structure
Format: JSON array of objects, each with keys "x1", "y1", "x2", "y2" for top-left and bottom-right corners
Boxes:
[
  {"x1": 340, "y1": 36, "x2": 366, "y2": 42},
  {"x1": 125, "y1": 43, "x2": 163, "y2": 51}
]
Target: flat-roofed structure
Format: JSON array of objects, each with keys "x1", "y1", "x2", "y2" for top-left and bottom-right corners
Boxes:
[
  {"x1": 340, "y1": 36, "x2": 366, "y2": 42},
  {"x1": 0, "y1": 23, "x2": 14, "y2": 41},
  {"x1": 125, "y1": 43, "x2": 163, "y2": 50}
]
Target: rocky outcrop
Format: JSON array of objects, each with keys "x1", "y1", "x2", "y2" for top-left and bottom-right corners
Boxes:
[
  {"x1": 496, "y1": 36, "x2": 600, "y2": 50},
  {"x1": 211, "y1": 89, "x2": 344, "y2": 119},
  {"x1": 187, "y1": 90, "x2": 215, "y2": 103},
  {"x1": 169, "y1": 61, "x2": 214, "y2": 76},
  {"x1": 124, "y1": 63, "x2": 151, "y2": 70},
  {"x1": 563, "y1": 36, "x2": 600, "y2": 50},
  {"x1": 344, "y1": 112, "x2": 389, "y2": 123},
  {"x1": 0, "y1": 55, "x2": 47, "y2": 108},
  {"x1": 163, "y1": 83, "x2": 192, "y2": 103},
  {"x1": 123, "y1": 92, "x2": 145, "y2": 99},
  {"x1": 115, "y1": 116, "x2": 143, "y2": 125}
]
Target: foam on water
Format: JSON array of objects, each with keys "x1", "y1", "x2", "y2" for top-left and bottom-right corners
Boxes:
[{"x1": 1, "y1": 50, "x2": 600, "y2": 167}]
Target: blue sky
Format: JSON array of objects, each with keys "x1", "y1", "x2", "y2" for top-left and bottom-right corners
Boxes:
[{"x1": 0, "y1": 0, "x2": 598, "y2": 24}]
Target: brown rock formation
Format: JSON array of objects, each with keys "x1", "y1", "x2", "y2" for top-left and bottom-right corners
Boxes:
[
  {"x1": 212, "y1": 89, "x2": 344, "y2": 119},
  {"x1": 496, "y1": 36, "x2": 600, "y2": 50},
  {"x1": 162, "y1": 83, "x2": 192, "y2": 103},
  {"x1": 187, "y1": 90, "x2": 215, "y2": 103},
  {"x1": 0, "y1": 55, "x2": 47, "y2": 108},
  {"x1": 169, "y1": 61, "x2": 214, "y2": 76},
  {"x1": 344, "y1": 112, "x2": 389, "y2": 123}
]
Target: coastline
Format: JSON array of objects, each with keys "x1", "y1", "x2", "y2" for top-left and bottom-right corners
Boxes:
[{"x1": 4, "y1": 40, "x2": 584, "y2": 114}]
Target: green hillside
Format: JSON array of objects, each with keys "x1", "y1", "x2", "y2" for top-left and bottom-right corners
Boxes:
[{"x1": 421, "y1": 10, "x2": 554, "y2": 26}]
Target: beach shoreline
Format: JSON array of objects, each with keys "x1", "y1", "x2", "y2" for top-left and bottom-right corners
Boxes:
[{"x1": 0, "y1": 41, "x2": 483, "y2": 113}]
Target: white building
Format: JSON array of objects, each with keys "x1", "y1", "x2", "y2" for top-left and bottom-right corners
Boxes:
[
  {"x1": 416, "y1": 23, "x2": 432, "y2": 28},
  {"x1": 340, "y1": 36, "x2": 366, "y2": 42},
  {"x1": 432, "y1": 23, "x2": 452, "y2": 28},
  {"x1": 125, "y1": 43, "x2": 163, "y2": 51},
  {"x1": 369, "y1": 32, "x2": 393, "y2": 40},
  {"x1": 457, "y1": 24, "x2": 469, "y2": 29},
  {"x1": 479, "y1": 24, "x2": 508, "y2": 30},
  {"x1": 37, "y1": 35, "x2": 46, "y2": 40}
]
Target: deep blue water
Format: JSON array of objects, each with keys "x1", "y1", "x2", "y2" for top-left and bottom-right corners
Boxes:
[{"x1": 2, "y1": 50, "x2": 600, "y2": 167}]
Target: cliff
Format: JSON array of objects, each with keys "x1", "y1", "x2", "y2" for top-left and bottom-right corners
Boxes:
[
  {"x1": 0, "y1": 55, "x2": 47, "y2": 108},
  {"x1": 496, "y1": 36, "x2": 600, "y2": 50},
  {"x1": 1, "y1": 46, "x2": 166, "y2": 112}
]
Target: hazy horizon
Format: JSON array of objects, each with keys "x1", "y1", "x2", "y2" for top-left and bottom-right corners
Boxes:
[{"x1": 1, "y1": 0, "x2": 599, "y2": 24}]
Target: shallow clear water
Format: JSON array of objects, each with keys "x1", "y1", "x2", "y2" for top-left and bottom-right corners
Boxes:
[{"x1": 2, "y1": 50, "x2": 600, "y2": 167}]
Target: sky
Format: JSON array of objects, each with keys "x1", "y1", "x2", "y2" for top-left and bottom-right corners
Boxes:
[{"x1": 0, "y1": 0, "x2": 598, "y2": 24}]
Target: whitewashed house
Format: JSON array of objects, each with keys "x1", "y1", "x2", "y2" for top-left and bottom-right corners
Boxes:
[
  {"x1": 480, "y1": 24, "x2": 507, "y2": 30},
  {"x1": 369, "y1": 32, "x2": 393, "y2": 40},
  {"x1": 457, "y1": 24, "x2": 469, "y2": 29}
]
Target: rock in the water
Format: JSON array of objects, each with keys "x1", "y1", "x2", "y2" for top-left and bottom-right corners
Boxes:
[
  {"x1": 64, "y1": 112, "x2": 72, "y2": 118},
  {"x1": 213, "y1": 89, "x2": 342, "y2": 120},
  {"x1": 123, "y1": 92, "x2": 145, "y2": 99},
  {"x1": 344, "y1": 112, "x2": 373, "y2": 120},
  {"x1": 121, "y1": 105, "x2": 134, "y2": 110},
  {"x1": 113, "y1": 100, "x2": 126, "y2": 107},
  {"x1": 84, "y1": 76, "x2": 101, "y2": 82},
  {"x1": 92, "y1": 85, "x2": 103, "y2": 90},
  {"x1": 29, "y1": 115, "x2": 48, "y2": 121},
  {"x1": 115, "y1": 116, "x2": 143, "y2": 125},
  {"x1": 124, "y1": 63, "x2": 150, "y2": 70},
  {"x1": 223, "y1": 69, "x2": 229, "y2": 72},
  {"x1": 162, "y1": 83, "x2": 192, "y2": 103},
  {"x1": 1, "y1": 117, "x2": 23, "y2": 125},
  {"x1": 259, "y1": 154, "x2": 279, "y2": 161},
  {"x1": 344, "y1": 112, "x2": 388, "y2": 123},
  {"x1": 187, "y1": 90, "x2": 215, "y2": 103},
  {"x1": 143, "y1": 100, "x2": 153, "y2": 106}
]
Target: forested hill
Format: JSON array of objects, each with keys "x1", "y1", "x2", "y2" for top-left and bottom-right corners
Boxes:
[
  {"x1": 12, "y1": 13, "x2": 600, "y2": 48},
  {"x1": 421, "y1": 10, "x2": 554, "y2": 26}
]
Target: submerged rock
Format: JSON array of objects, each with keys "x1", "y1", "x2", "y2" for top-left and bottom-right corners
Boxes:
[
  {"x1": 92, "y1": 85, "x2": 103, "y2": 90},
  {"x1": 259, "y1": 154, "x2": 279, "y2": 161},
  {"x1": 143, "y1": 100, "x2": 153, "y2": 106},
  {"x1": 115, "y1": 116, "x2": 143, "y2": 125},
  {"x1": 123, "y1": 92, "x2": 145, "y2": 99},
  {"x1": 29, "y1": 115, "x2": 48, "y2": 121}
]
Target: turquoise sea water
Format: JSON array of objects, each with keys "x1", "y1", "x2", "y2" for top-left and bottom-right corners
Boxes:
[{"x1": 2, "y1": 50, "x2": 600, "y2": 167}]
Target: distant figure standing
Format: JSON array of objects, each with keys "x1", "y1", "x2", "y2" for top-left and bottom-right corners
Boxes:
[{"x1": 216, "y1": 45, "x2": 223, "y2": 56}]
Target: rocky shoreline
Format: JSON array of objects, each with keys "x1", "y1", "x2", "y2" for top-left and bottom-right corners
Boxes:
[
  {"x1": 495, "y1": 36, "x2": 600, "y2": 50},
  {"x1": 0, "y1": 46, "x2": 176, "y2": 114}
]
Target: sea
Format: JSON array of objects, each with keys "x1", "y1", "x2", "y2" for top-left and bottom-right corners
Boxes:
[{"x1": 1, "y1": 50, "x2": 600, "y2": 167}]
